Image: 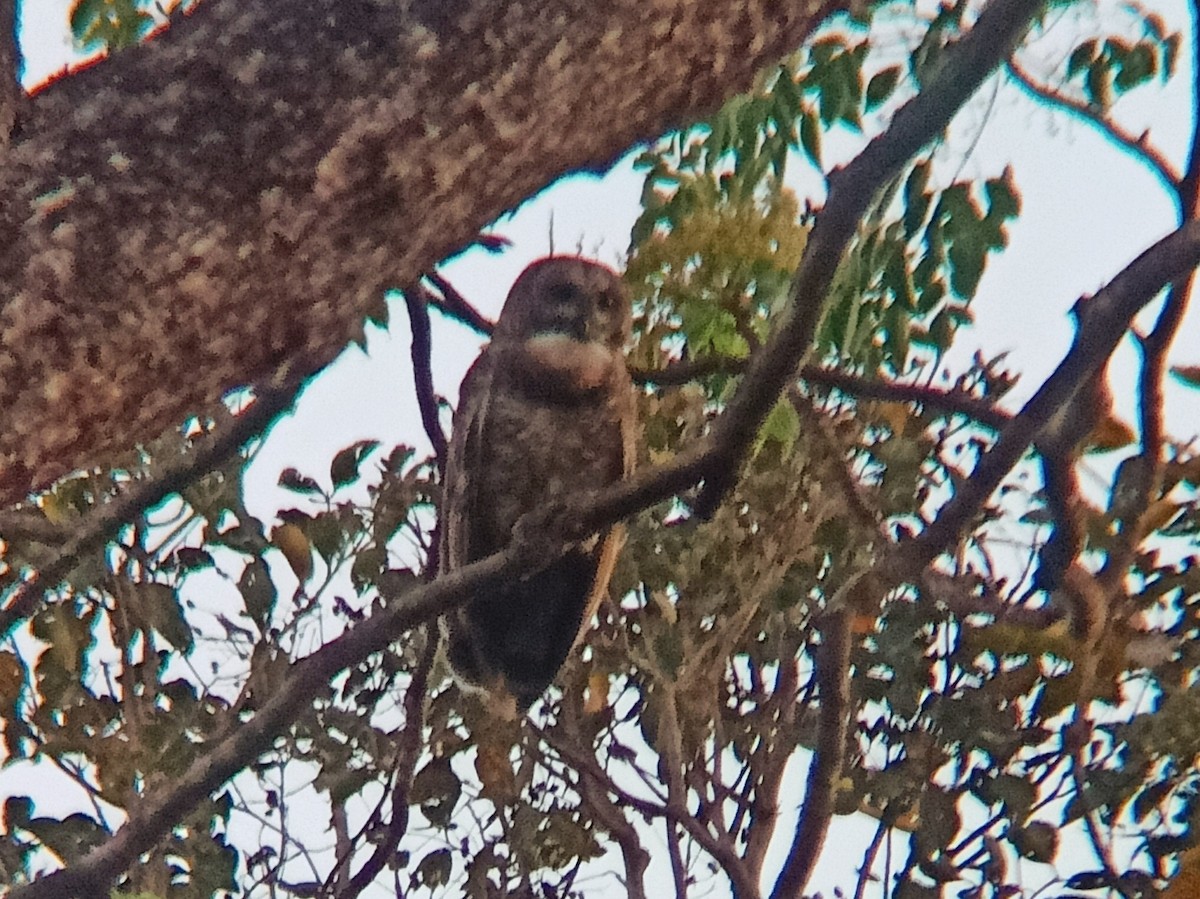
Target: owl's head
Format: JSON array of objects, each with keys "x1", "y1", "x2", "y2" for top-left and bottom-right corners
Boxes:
[{"x1": 493, "y1": 256, "x2": 631, "y2": 350}]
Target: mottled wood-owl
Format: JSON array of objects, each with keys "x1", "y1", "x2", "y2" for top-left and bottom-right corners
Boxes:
[{"x1": 439, "y1": 256, "x2": 636, "y2": 713}]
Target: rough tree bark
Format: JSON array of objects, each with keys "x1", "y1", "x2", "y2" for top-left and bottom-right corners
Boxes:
[{"x1": 0, "y1": 0, "x2": 841, "y2": 506}]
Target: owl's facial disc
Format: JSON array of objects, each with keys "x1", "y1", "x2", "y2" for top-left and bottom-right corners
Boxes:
[{"x1": 528, "y1": 281, "x2": 591, "y2": 340}]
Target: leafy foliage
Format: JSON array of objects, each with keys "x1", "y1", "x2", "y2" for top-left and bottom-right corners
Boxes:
[
  {"x1": 4, "y1": 1, "x2": 1200, "y2": 898},
  {"x1": 68, "y1": 0, "x2": 158, "y2": 52}
]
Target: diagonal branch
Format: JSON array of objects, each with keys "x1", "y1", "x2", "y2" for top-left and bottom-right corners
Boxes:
[
  {"x1": 693, "y1": 0, "x2": 1047, "y2": 517},
  {"x1": 901, "y1": 219, "x2": 1200, "y2": 579}
]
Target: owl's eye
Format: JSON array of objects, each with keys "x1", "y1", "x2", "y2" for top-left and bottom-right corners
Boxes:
[{"x1": 547, "y1": 283, "x2": 583, "y2": 305}]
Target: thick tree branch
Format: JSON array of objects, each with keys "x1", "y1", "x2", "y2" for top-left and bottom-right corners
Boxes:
[
  {"x1": 693, "y1": 0, "x2": 1046, "y2": 517},
  {"x1": 0, "y1": 0, "x2": 18, "y2": 147},
  {"x1": 0, "y1": 0, "x2": 843, "y2": 505}
]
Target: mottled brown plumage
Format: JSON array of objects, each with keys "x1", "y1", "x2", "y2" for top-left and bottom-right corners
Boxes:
[{"x1": 439, "y1": 257, "x2": 635, "y2": 713}]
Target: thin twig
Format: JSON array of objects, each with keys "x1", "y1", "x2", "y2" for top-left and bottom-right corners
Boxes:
[
  {"x1": 401, "y1": 284, "x2": 449, "y2": 477},
  {"x1": 634, "y1": 358, "x2": 1013, "y2": 432},
  {"x1": 854, "y1": 818, "x2": 890, "y2": 899},
  {"x1": 336, "y1": 631, "x2": 435, "y2": 899},
  {"x1": 742, "y1": 654, "x2": 802, "y2": 880},
  {"x1": 424, "y1": 271, "x2": 495, "y2": 336},
  {"x1": 1006, "y1": 58, "x2": 1178, "y2": 195}
]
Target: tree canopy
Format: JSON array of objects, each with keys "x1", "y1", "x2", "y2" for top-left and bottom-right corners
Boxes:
[{"x1": 2, "y1": 0, "x2": 1200, "y2": 898}]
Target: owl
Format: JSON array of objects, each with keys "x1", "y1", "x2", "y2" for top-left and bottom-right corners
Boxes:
[{"x1": 439, "y1": 256, "x2": 636, "y2": 714}]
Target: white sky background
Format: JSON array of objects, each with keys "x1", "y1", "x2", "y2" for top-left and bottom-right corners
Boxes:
[{"x1": 8, "y1": 0, "x2": 1200, "y2": 897}]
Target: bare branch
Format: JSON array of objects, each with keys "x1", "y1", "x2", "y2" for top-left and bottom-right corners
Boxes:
[
  {"x1": 902, "y1": 219, "x2": 1200, "y2": 579},
  {"x1": 424, "y1": 271, "x2": 496, "y2": 337},
  {"x1": 742, "y1": 656, "x2": 802, "y2": 879},
  {"x1": 768, "y1": 608, "x2": 854, "y2": 899},
  {"x1": 401, "y1": 285, "x2": 450, "y2": 477},
  {"x1": 337, "y1": 632, "x2": 435, "y2": 899},
  {"x1": 635, "y1": 357, "x2": 1013, "y2": 430},
  {"x1": 1006, "y1": 58, "x2": 1179, "y2": 195}
]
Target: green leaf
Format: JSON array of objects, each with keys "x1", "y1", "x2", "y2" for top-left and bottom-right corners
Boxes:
[
  {"x1": 416, "y1": 848, "x2": 453, "y2": 888},
  {"x1": 4, "y1": 795, "x2": 33, "y2": 829},
  {"x1": 26, "y1": 812, "x2": 108, "y2": 862},
  {"x1": 948, "y1": 231, "x2": 986, "y2": 298},
  {"x1": 211, "y1": 517, "x2": 268, "y2": 555},
  {"x1": 903, "y1": 162, "x2": 931, "y2": 237},
  {"x1": 1012, "y1": 821, "x2": 1059, "y2": 863},
  {"x1": 136, "y1": 582, "x2": 193, "y2": 653},
  {"x1": 330, "y1": 440, "x2": 381, "y2": 489},
  {"x1": 1067, "y1": 39, "x2": 1099, "y2": 79},
  {"x1": 412, "y1": 758, "x2": 462, "y2": 829},
  {"x1": 865, "y1": 66, "x2": 901, "y2": 110},
  {"x1": 279, "y1": 468, "x2": 323, "y2": 495},
  {"x1": 1085, "y1": 58, "x2": 1113, "y2": 108},
  {"x1": 984, "y1": 172, "x2": 1021, "y2": 221},
  {"x1": 1114, "y1": 42, "x2": 1156, "y2": 91},
  {"x1": 239, "y1": 558, "x2": 277, "y2": 627},
  {"x1": 759, "y1": 399, "x2": 801, "y2": 454},
  {"x1": 350, "y1": 545, "x2": 387, "y2": 593},
  {"x1": 174, "y1": 547, "x2": 214, "y2": 573},
  {"x1": 799, "y1": 106, "x2": 822, "y2": 168}
]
